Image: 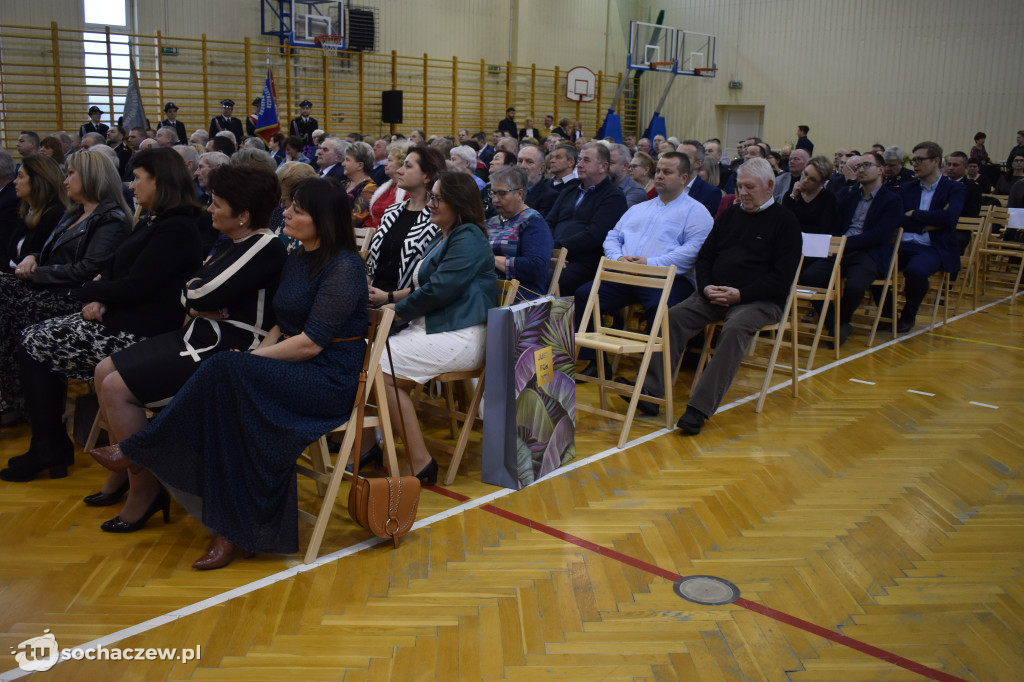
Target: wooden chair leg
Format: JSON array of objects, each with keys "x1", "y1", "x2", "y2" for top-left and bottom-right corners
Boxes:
[{"x1": 443, "y1": 370, "x2": 487, "y2": 486}]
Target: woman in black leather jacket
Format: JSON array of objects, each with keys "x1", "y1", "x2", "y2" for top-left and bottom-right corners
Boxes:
[
  {"x1": 0, "y1": 149, "x2": 131, "y2": 419},
  {"x1": 1, "y1": 148, "x2": 204, "y2": 482}
]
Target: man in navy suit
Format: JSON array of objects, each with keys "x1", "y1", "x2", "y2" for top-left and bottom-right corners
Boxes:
[
  {"x1": 518, "y1": 144, "x2": 558, "y2": 217},
  {"x1": 547, "y1": 143, "x2": 627, "y2": 297},
  {"x1": 799, "y1": 151, "x2": 902, "y2": 345},
  {"x1": 678, "y1": 140, "x2": 723, "y2": 216},
  {"x1": 316, "y1": 137, "x2": 349, "y2": 181},
  {"x1": 896, "y1": 141, "x2": 965, "y2": 333}
]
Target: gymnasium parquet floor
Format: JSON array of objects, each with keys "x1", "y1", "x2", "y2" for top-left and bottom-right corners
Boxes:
[{"x1": 1, "y1": 293, "x2": 1022, "y2": 681}]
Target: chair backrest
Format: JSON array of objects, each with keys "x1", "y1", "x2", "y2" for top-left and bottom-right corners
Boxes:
[
  {"x1": 800, "y1": 232, "x2": 839, "y2": 259},
  {"x1": 497, "y1": 278, "x2": 520, "y2": 306},
  {"x1": 956, "y1": 216, "x2": 987, "y2": 266},
  {"x1": 547, "y1": 247, "x2": 568, "y2": 296},
  {"x1": 882, "y1": 227, "x2": 904, "y2": 281},
  {"x1": 578, "y1": 258, "x2": 677, "y2": 335}
]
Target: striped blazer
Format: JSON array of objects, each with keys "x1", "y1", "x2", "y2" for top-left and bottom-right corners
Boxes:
[{"x1": 365, "y1": 200, "x2": 437, "y2": 291}]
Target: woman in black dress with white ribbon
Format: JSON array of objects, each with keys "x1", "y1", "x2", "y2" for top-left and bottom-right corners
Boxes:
[{"x1": 85, "y1": 163, "x2": 287, "y2": 513}]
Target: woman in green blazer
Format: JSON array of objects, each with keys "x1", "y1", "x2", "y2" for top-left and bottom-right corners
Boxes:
[{"x1": 378, "y1": 172, "x2": 497, "y2": 483}]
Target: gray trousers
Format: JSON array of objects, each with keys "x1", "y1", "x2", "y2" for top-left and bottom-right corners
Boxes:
[{"x1": 640, "y1": 292, "x2": 782, "y2": 416}]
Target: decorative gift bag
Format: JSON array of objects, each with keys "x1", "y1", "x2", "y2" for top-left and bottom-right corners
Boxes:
[{"x1": 482, "y1": 296, "x2": 575, "y2": 489}]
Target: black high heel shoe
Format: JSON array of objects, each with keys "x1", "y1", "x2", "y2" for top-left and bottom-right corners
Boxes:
[
  {"x1": 100, "y1": 488, "x2": 170, "y2": 533},
  {"x1": 345, "y1": 442, "x2": 383, "y2": 474},
  {"x1": 415, "y1": 458, "x2": 438, "y2": 486},
  {"x1": 83, "y1": 478, "x2": 131, "y2": 507}
]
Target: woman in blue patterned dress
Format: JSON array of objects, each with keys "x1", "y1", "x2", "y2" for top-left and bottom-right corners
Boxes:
[
  {"x1": 485, "y1": 165, "x2": 553, "y2": 300},
  {"x1": 92, "y1": 177, "x2": 367, "y2": 570}
]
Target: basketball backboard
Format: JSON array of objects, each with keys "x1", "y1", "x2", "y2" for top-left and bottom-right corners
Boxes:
[
  {"x1": 261, "y1": 0, "x2": 344, "y2": 48},
  {"x1": 676, "y1": 30, "x2": 717, "y2": 76},
  {"x1": 628, "y1": 21, "x2": 677, "y2": 71}
]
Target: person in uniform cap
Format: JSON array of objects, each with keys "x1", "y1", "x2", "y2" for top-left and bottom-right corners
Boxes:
[
  {"x1": 245, "y1": 97, "x2": 261, "y2": 137},
  {"x1": 159, "y1": 102, "x2": 187, "y2": 145},
  {"x1": 209, "y1": 99, "x2": 243, "y2": 140},
  {"x1": 289, "y1": 99, "x2": 318, "y2": 147},
  {"x1": 79, "y1": 106, "x2": 109, "y2": 140}
]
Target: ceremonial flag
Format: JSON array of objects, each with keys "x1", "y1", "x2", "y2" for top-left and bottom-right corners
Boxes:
[
  {"x1": 255, "y1": 68, "x2": 281, "y2": 143},
  {"x1": 121, "y1": 57, "x2": 148, "y2": 133}
]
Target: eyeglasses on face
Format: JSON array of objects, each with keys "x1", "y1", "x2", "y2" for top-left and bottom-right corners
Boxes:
[
  {"x1": 426, "y1": 192, "x2": 441, "y2": 207},
  {"x1": 488, "y1": 188, "x2": 521, "y2": 199},
  {"x1": 910, "y1": 156, "x2": 935, "y2": 165},
  {"x1": 854, "y1": 162, "x2": 879, "y2": 171}
]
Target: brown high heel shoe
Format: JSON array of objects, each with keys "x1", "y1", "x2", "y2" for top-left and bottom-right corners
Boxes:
[
  {"x1": 192, "y1": 535, "x2": 255, "y2": 571},
  {"x1": 89, "y1": 444, "x2": 136, "y2": 473}
]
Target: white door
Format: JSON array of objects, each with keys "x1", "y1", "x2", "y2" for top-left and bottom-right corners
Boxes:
[{"x1": 723, "y1": 108, "x2": 763, "y2": 160}]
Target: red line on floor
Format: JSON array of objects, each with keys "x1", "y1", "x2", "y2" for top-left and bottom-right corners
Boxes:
[{"x1": 424, "y1": 485, "x2": 967, "y2": 682}]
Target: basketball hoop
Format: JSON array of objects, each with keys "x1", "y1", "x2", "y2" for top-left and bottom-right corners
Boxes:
[
  {"x1": 694, "y1": 67, "x2": 717, "y2": 78},
  {"x1": 314, "y1": 34, "x2": 344, "y2": 56},
  {"x1": 649, "y1": 60, "x2": 675, "y2": 73}
]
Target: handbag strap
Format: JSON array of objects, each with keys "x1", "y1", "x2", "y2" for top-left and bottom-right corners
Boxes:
[
  {"x1": 382, "y1": 332, "x2": 419, "y2": 481},
  {"x1": 348, "y1": 314, "x2": 379, "y2": 480}
]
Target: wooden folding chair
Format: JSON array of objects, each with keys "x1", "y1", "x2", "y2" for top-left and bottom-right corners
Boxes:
[
  {"x1": 852, "y1": 228, "x2": 902, "y2": 346},
  {"x1": 297, "y1": 307, "x2": 397, "y2": 563},
  {"x1": 574, "y1": 258, "x2": 677, "y2": 448},
  {"x1": 977, "y1": 207, "x2": 1024, "y2": 297},
  {"x1": 414, "y1": 279, "x2": 519, "y2": 485},
  {"x1": 794, "y1": 234, "x2": 846, "y2": 369},
  {"x1": 692, "y1": 257, "x2": 803, "y2": 413},
  {"x1": 354, "y1": 226, "x2": 376, "y2": 260},
  {"x1": 547, "y1": 247, "x2": 568, "y2": 295},
  {"x1": 952, "y1": 216, "x2": 989, "y2": 313}
]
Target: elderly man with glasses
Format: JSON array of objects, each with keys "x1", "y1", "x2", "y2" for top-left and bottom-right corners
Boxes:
[{"x1": 895, "y1": 141, "x2": 965, "y2": 333}]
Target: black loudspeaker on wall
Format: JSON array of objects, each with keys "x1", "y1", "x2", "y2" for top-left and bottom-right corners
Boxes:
[{"x1": 381, "y1": 90, "x2": 403, "y2": 124}]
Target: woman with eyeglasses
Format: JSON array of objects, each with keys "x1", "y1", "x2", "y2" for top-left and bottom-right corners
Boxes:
[
  {"x1": 782, "y1": 155, "x2": 838, "y2": 235},
  {"x1": 377, "y1": 172, "x2": 497, "y2": 484},
  {"x1": 994, "y1": 153, "x2": 1024, "y2": 196},
  {"x1": 366, "y1": 145, "x2": 446, "y2": 308},
  {"x1": 629, "y1": 151, "x2": 657, "y2": 199},
  {"x1": 486, "y1": 165, "x2": 553, "y2": 300},
  {"x1": 481, "y1": 149, "x2": 519, "y2": 219}
]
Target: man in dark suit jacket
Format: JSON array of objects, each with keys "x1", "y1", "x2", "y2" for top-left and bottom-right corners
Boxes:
[
  {"x1": 159, "y1": 102, "x2": 187, "y2": 144},
  {"x1": 944, "y1": 151, "x2": 982, "y2": 218},
  {"x1": 518, "y1": 144, "x2": 558, "y2": 217},
  {"x1": 289, "y1": 100, "x2": 318, "y2": 147},
  {"x1": 897, "y1": 141, "x2": 965, "y2": 333},
  {"x1": 316, "y1": 137, "x2": 348, "y2": 181},
  {"x1": 800, "y1": 151, "x2": 902, "y2": 345},
  {"x1": 795, "y1": 125, "x2": 813, "y2": 155},
  {"x1": 473, "y1": 133, "x2": 495, "y2": 169},
  {"x1": 209, "y1": 99, "x2": 244, "y2": 141},
  {"x1": 105, "y1": 125, "x2": 133, "y2": 178},
  {"x1": 546, "y1": 143, "x2": 627, "y2": 297},
  {"x1": 78, "y1": 106, "x2": 109, "y2": 141}
]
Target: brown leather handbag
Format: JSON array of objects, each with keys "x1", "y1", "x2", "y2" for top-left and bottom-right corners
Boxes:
[{"x1": 347, "y1": 320, "x2": 421, "y2": 548}]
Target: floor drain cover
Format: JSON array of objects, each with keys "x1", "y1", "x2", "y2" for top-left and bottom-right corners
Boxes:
[{"x1": 673, "y1": 575, "x2": 740, "y2": 605}]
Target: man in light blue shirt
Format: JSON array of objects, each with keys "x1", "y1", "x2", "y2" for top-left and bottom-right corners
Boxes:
[{"x1": 575, "y1": 152, "x2": 714, "y2": 378}]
